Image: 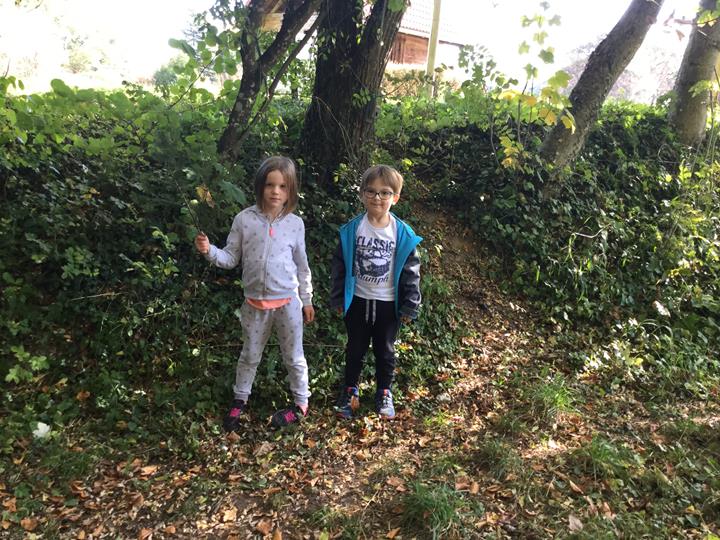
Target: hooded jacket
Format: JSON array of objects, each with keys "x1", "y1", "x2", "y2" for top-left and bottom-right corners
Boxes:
[
  {"x1": 330, "y1": 213, "x2": 422, "y2": 318},
  {"x1": 205, "y1": 205, "x2": 313, "y2": 306}
]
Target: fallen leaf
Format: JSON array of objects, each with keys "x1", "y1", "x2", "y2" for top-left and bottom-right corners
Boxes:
[
  {"x1": 1, "y1": 521, "x2": 11, "y2": 531},
  {"x1": 222, "y1": 507, "x2": 237, "y2": 522},
  {"x1": 272, "y1": 528, "x2": 282, "y2": 540},
  {"x1": 254, "y1": 442, "x2": 275, "y2": 457},
  {"x1": 138, "y1": 528, "x2": 152, "y2": 540},
  {"x1": 226, "y1": 431, "x2": 241, "y2": 442},
  {"x1": 76, "y1": 390, "x2": 91, "y2": 401},
  {"x1": 569, "y1": 480, "x2": 584, "y2": 494},
  {"x1": 163, "y1": 525, "x2": 176, "y2": 535},
  {"x1": 256, "y1": 518, "x2": 273, "y2": 535},
  {"x1": 140, "y1": 465, "x2": 159, "y2": 476},
  {"x1": 568, "y1": 514, "x2": 583, "y2": 532},
  {"x1": 470, "y1": 481, "x2": 480, "y2": 495},
  {"x1": 387, "y1": 528, "x2": 401, "y2": 538},
  {"x1": 386, "y1": 476, "x2": 405, "y2": 488},
  {"x1": 77, "y1": 531, "x2": 86, "y2": 539},
  {"x1": 20, "y1": 517, "x2": 38, "y2": 531},
  {"x1": 2, "y1": 498, "x2": 16, "y2": 512}
]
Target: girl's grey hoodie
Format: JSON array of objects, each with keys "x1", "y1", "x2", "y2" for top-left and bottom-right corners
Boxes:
[{"x1": 205, "y1": 205, "x2": 313, "y2": 306}]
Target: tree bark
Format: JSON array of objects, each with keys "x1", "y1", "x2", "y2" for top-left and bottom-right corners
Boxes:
[
  {"x1": 668, "y1": 0, "x2": 720, "y2": 146},
  {"x1": 217, "y1": 0, "x2": 321, "y2": 161},
  {"x1": 539, "y1": 0, "x2": 664, "y2": 170},
  {"x1": 300, "y1": 0, "x2": 407, "y2": 187}
]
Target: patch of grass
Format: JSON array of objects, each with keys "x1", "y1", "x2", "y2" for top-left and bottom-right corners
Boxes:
[
  {"x1": 661, "y1": 419, "x2": 720, "y2": 452},
  {"x1": 470, "y1": 438, "x2": 523, "y2": 480},
  {"x1": 566, "y1": 510, "x2": 667, "y2": 539},
  {"x1": 426, "y1": 452, "x2": 464, "y2": 477},
  {"x1": 524, "y1": 373, "x2": 577, "y2": 423},
  {"x1": 423, "y1": 410, "x2": 455, "y2": 430},
  {"x1": 307, "y1": 507, "x2": 365, "y2": 540},
  {"x1": 401, "y1": 481, "x2": 467, "y2": 540},
  {"x1": 492, "y1": 410, "x2": 527, "y2": 437},
  {"x1": 570, "y1": 436, "x2": 643, "y2": 483}
]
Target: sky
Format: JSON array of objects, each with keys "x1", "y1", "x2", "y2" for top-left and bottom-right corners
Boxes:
[{"x1": 0, "y1": 0, "x2": 703, "y2": 96}]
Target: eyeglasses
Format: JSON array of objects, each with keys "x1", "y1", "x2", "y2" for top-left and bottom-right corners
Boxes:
[{"x1": 362, "y1": 188, "x2": 395, "y2": 201}]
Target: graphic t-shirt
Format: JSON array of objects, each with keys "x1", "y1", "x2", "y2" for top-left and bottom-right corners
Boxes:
[{"x1": 353, "y1": 215, "x2": 397, "y2": 301}]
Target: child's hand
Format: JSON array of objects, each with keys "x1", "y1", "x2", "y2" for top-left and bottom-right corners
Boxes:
[
  {"x1": 303, "y1": 305, "x2": 315, "y2": 324},
  {"x1": 195, "y1": 233, "x2": 210, "y2": 255}
]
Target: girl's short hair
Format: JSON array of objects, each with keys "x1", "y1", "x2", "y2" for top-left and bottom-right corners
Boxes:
[
  {"x1": 360, "y1": 165, "x2": 404, "y2": 194},
  {"x1": 254, "y1": 156, "x2": 299, "y2": 214}
]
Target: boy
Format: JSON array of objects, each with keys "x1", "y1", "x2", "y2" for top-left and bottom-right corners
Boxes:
[{"x1": 330, "y1": 165, "x2": 422, "y2": 420}]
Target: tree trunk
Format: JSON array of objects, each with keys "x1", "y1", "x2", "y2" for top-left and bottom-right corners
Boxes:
[
  {"x1": 539, "y1": 0, "x2": 664, "y2": 169},
  {"x1": 217, "y1": 0, "x2": 320, "y2": 161},
  {"x1": 668, "y1": 0, "x2": 720, "y2": 146},
  {"x1": 300, "y1": 0, "x2": 407, "y2": 187}
]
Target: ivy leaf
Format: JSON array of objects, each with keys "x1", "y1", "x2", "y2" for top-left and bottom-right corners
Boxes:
[{"x1": 518, "y1": 41, "x2": 530, "y2": 55}]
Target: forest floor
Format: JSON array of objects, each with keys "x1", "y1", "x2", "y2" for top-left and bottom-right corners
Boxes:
[{"x1": 3, "y1": 194, "x2": 719, "y2": 539}]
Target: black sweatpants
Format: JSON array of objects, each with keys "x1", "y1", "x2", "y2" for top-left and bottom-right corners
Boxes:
[{"x1": 344, "y1": 296, "x2": 400, "y2": 391}]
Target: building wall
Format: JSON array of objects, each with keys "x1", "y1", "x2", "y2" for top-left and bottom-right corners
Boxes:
[{"x1": 389, "y1": 33, "x2": 429, "y2": 65}]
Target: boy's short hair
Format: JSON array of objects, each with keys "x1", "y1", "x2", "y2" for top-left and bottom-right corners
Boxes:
[
  {"x1": 254, "y1": 156, "x2": 299, "y2": 214},
  {"x1": 360, "y1": 165, "x2": 403, "y2": 194}
]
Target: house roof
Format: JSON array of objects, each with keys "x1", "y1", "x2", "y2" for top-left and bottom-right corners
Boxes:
[{"x1": 399, "y1": 0, "x2": 470, "y2": 46}]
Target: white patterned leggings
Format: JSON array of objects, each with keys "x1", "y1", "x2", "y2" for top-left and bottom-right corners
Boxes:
[{"x1": 233, "y1": 296, "x2": 310, "y2": 406}]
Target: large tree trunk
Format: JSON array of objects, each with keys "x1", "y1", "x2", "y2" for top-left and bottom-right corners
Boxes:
[
  {"x1": 539, "y1": 0, "x2": 664, "y2": 169},
  {"x1": 217, "y1": 0, "x2": 320, "y2": 161},
  {"x1": 668, "y1": 0, "x2": 720, "y2": 146},
  {"x1": 300, "y1": 0, "x2": 407, "y2": 187}
]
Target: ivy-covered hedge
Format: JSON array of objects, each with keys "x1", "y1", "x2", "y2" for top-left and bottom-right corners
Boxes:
[
  {"x1": 1, "y1": 78, "x2": 461, "y2": 458},
  {"x1": 379, "y1": 95, "x2": 719, "y2": 397}
]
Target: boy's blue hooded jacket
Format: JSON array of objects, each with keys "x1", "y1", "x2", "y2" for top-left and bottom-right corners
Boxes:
[{"x1": 330, "y1": 213, "x2": 422, "y2": 318}]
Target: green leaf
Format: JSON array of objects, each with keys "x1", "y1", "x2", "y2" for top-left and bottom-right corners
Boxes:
[
  {"x1": 388, "y1": 0, "x2": 406, "y2": 12},
  {"x1": 518, "y1": 41, "x2": 530, "y2": 55},
  {"x1": 220, "y1": 180, "x2": 247, "y2": 205},
  {"x1": 547, "y1": 70, "x2": 571, "y2": 89},
  {"x1": 168, "y1": 38, "x2": 197, "y2": 59},
  {"x1": 538, "y1": 48, "x2": 554, "y2": 64},
  {"x1": 50, "y1": 79, "x2": 73, "y2": 98}
]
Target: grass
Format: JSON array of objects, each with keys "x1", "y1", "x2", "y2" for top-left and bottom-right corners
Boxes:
[
  {"x1": 401, "y1": 481, "x2": 471, "y2": 540},
  {"x1": 570, "y1": 436, "x2": 643, "y2": 482},
  {"x1": 524, "y1": 373, "x2": 577, "y2": 423},
  {"x1": 470, "y1": 438, "x2": 523, "y2": 481}
]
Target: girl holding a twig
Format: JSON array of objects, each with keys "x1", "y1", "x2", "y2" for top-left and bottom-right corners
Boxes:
[{"x1": 195, "y1": 156, "x2": 314, "y2": 430}]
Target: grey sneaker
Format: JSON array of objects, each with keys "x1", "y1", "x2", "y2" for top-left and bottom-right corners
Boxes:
[{"x1": 375, "y1": 389, "x2": 395, "y2": 419}]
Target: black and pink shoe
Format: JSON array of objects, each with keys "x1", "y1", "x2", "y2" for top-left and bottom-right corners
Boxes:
[
  {"x1": 223, "y1": 399, "x2": 247, "y2": 432},
  {"x1": 271, "y1": 405, "x2": 307, "y2": 427}
]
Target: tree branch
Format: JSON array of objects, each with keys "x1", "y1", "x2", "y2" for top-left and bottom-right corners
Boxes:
[{"x1": 235, "y1": 10, "x2": 325, "y2": 148}]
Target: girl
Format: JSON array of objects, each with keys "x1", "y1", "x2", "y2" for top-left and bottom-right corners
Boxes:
[{"x1": 195, "y1": 156, "x2": 315, "y2": 430}]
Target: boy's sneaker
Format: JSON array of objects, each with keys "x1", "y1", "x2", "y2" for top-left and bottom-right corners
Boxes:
[
  {"x1": 271, "y1": 405, "x2": 307, "y2": 427},
  {"x1": 335, "y1": 386, "x2": 360, "y2": 419},
  {"x1": 223, "y1": 399, "x2": 247, "y2": 432},
  {"x1": 375, "y1": 389, "x2": 395, "y2": 419}
]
